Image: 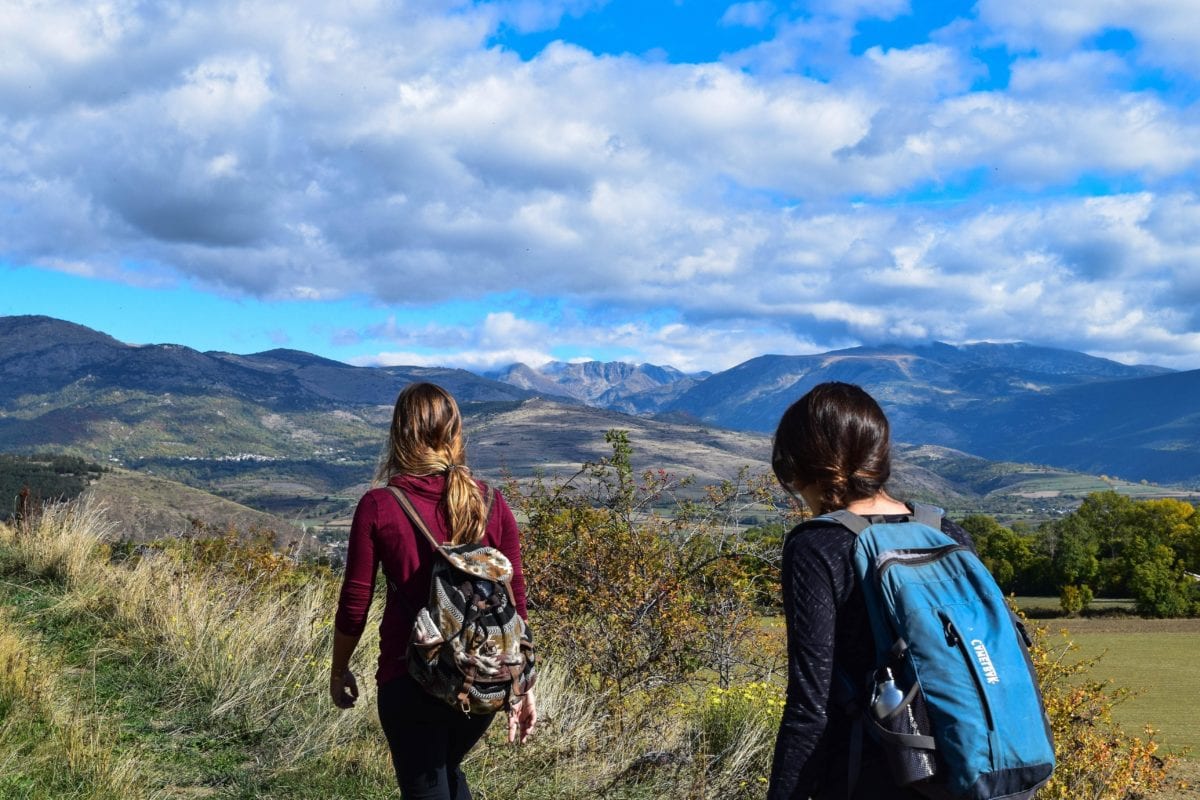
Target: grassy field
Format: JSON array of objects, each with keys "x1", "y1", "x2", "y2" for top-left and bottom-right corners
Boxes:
[
  {"x1": 1051, "y1": 617, "x2": 1200, "y2": 756},
  {"x1": 1013, "y1": 598, "x2": 1200, "y2": 797},
  {"x1": 1013, "y1": 597, "x2": 1199, "y2": 757}
]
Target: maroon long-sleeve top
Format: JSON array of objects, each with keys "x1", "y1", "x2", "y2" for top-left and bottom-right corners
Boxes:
[{"x1": 333, "y1": 473, "x2": 528, "y2": 686}]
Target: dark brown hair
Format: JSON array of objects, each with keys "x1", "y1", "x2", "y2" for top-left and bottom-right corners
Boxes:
[
  {"x1": 771, "y1": 381, "x2": 891, "y2": 514},
  {"x1": 377, "y1": 382, "x2": 486, "y2": 544}
]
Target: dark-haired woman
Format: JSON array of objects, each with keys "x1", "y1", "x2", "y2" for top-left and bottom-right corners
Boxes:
[
  {"x1": 329, "y1": 382, "x2": 536, "y2": 800},
  {"x1": 766, "y1": 382, "x2": 975, "y2": 800}
]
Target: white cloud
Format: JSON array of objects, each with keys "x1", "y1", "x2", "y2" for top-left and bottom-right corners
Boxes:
[
  {"x1": 357, "y1": 346, "x2": 554, "y2": 370},
  {"x1": 977, "y1": 0, "x2": 1200, "y2": 72},
  {"x1": 721, "y1": 2, "x2": 775, "y2": 29},
  {"x1": 2, "y1": 1, "x2": 1200, "y2": 370}
]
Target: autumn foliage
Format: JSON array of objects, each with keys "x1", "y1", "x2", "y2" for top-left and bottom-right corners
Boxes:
[{"x1": 508, "y1": 430, "x2": 785, "y2": 711}]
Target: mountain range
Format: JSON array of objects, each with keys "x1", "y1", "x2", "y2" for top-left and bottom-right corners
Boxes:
[
  {"x1": 492, "y1": 343, "x2": 1196, "y2": 485},
  {"x1": 1, "y1": 316, "x2": 1197, "y2": 495},
  {"x1": 486, "y1": 360, "x2": 705, "y2": 414}
]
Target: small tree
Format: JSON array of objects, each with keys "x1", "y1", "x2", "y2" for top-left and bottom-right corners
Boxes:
[
  {"x1": 1058, "y1": 584, "x2": 1092, "y2": 617},
  {"x1": 510, "y1": 431, "x2": 781, "y2": 719}
]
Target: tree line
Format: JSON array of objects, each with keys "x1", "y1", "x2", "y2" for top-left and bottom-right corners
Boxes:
[
  {"x1": 962, "y1": 492, "x2": 1200, "y2": 617},
  {"x1": 0, "y1": 454, "x2": 105, "y2": 521}
]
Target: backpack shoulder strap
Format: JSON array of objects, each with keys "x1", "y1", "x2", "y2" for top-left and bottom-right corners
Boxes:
[
  {"x1": 386, "y1": 483, "x2": 497, "y2": 552},
  {"x1": 821, "y1": 509, "x2": 872, "y2": 535},
  {"x1": 805, "y1": 504, "x2": 944, "y2": 536},
  {"x1": 786, "y1": 509, "x2": 872, "y2": 544}
]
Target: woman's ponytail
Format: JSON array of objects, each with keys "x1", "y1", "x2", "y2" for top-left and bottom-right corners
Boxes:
[
  {"x1": 378, "y1": 382, "x2": 488, "y2": 544},
  {"x1": 443, "y1": 462, "x2": 487, "y2": 545}
]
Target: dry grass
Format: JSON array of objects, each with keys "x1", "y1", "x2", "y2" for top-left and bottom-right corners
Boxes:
[{"x1": 0, "y1": 497, "x2": 791, "y2": 798}]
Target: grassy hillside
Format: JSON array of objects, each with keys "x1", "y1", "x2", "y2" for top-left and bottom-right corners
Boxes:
[
  {"x1": 0, "y1": 495, "x2": 1186, "y2": 799},
  {"x1": 83, "y1": 468, "x2": 308, "y2": 546},
  {"x1": 0, "y1": 500, "x2": 782, "y2": 799}
]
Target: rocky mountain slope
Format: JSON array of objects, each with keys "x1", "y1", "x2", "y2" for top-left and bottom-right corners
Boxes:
[
  {"x1": 489, "y1": 360, "x2": 702, "y2": 413},
  {"x1": 2, "y1": 316, "x2": 1197, "y2": 501}
]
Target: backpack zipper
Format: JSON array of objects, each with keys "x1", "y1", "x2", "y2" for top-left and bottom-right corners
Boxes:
[
  {"x1": 876, "y1": 543, "x2": 967, "y2": 575},
  {"x1": 938, "y1": 611, "x2": 996, "y2": 731}
]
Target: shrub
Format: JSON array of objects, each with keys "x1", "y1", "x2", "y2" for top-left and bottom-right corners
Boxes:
[
  {"x1": 1058, "y1": 583, "x2": 1093, "y2": 616},
  {"x1": 509, "y1": 431, "x2": 783, "y2": 716}
]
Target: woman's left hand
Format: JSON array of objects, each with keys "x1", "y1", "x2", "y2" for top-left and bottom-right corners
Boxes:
[
  {"x1": 330, "y1": 667, "x2": 359, "y2": 709},
  {"x1": 507, "y1": 689, "x2": 537, "y2": 744}
]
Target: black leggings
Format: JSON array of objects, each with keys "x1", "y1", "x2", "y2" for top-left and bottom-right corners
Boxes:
[{"x1": 377, "y1": 675, "x2": 495, "y2": 800}]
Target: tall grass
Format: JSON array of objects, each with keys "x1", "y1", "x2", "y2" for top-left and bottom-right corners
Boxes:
[
  {"x1": 0, "y1": 499, "x2": 395, "y2": 794},
  {"x1": 0, "y1": 498, "x2": 788, "y2": 797},
  {"x1": 2, "y1": 497, "x2": 1184, "y2": 799},
  {"x1": 0, "y1": 497, "x2": 112, "y2": 587},
  {"x1": 0, "y1": 604, "x2": 145, "y2": 798},
  {"x1": 111, "y1": 554, "x2": 363, "y2": 759}
]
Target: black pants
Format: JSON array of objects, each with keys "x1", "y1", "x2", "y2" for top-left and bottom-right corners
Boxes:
[{"x1": 377, "y1": 675, "x2": 495, "y2": 800}]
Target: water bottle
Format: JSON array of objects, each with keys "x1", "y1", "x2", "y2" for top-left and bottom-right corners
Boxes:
[
  {"x1": 872, "y1": 668, "x2": 905, "y2": 717},
  {"x1": 871, "y1": 668, "x2": 938, "y2": 785}
]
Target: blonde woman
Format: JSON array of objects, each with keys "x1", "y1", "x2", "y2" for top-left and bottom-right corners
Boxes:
[{"x1": 330, "y1": 382, "x2": 536, "y2": 800}]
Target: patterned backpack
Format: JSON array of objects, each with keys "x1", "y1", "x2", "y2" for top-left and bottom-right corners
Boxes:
[{"x1": 387, "y1": 485, "x2": 536, "y2": 715}]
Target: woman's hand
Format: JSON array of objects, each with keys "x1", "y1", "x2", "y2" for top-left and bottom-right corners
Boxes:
[
  {"x1": 330, "y1": 667, "x2": 359, "y2": 709},
  {"x1": 507, "y1": 689, "x2": 537, "y2": 744}
]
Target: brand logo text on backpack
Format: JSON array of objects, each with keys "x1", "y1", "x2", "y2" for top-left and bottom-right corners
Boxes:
[{"x1": 971, "y1": 639, "x2": 1000, "y2": 684}]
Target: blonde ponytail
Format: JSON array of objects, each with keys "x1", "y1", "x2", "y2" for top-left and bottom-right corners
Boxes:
[
  {"x1": 378, "y1": 383, "x2": 487, "y2": 544},
  {"x1": 443, "y1": 463, "x2": 487, "y2": 544}
]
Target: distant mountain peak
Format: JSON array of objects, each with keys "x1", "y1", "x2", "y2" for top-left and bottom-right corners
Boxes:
[
  {"x1": 0, "y1": 314, "x2": 126, "y2": 355},
  {"x1": 490, "y1": 359, "x2": 693, "y2": 406},
  {"x1": 244, "y1": 348, "x2": 351, "y2": 368}
]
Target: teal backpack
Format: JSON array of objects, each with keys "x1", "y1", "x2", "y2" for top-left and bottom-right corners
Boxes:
[{"x1": 809, "y1": 505, "x2": 1055, "y2": 800}]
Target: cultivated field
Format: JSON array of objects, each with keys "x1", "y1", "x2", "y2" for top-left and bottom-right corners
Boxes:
[
  {"x1": 1052, "y1": 616, "x2": 1200, "y2": 756},
  {"x1": 1013, "y1": 604, "x2": 1200, "y2": 798}
]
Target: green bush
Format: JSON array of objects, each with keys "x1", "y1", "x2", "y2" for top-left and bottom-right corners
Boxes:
[{"x1": 1058, "y1": 583, "x2": 1093, "y2": 616}]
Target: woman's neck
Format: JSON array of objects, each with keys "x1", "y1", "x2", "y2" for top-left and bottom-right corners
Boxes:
[{"x1": 843, "y1": 491, "x2": 910, "y2": 516}]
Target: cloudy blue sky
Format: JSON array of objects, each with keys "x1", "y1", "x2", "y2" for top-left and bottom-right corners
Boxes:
[{"x1": 3, "y1": 0, "x2": 1200, "y2": 372}]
